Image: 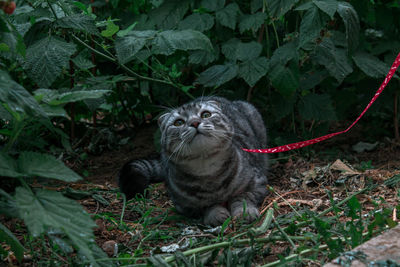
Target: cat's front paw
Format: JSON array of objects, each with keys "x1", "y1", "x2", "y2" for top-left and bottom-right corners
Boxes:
[
  {"x1": 203, "y1": 205, "x2": 231, "y2": 226},
  {"x1": 231, "y1": 203, "x2": 260, "y2": 223}
]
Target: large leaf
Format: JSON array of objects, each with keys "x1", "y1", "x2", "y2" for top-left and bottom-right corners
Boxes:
[
  {"x1": 268, "y1": 60, "x2": 299, "y2": 97},
  {"x1": 22, "y1": 37, "x2": 76, "y2": 87},
  {"x1": 56, "y1": 14, "x2": 99, "y2": 35},
  {"x1": 0, "y1": 222, "x2": 24, "y2": 262},
  {"x1": 200, "y1": 0, "x2": 225, "y2": 12},
  {"x1": 314, "y1": 0, "x2": 338, "y2": 19},
  {"x1": 178, "y1": 13, "x2": 214, "y2": 32},
  {"x1": 313, "y1": 38, "x2": 353, "y2": 83},
  {"x1": 34, "y1": 89, "x2": 110, "y2": 106},
  {"x1": 115, "y1": 30, "x2": 156, "y2": 64},
  {"x1": 216, "y1": 3, "x2": 240, "y2": 30},
  {"x1": 15, "y1": 187, "x2": 108, "y2": 266},
  {"x1": 238, "y1": 57, "x2": 269, "y2": 87},
  {"x1": 196, "y1": 64, "x2": 238, "y2": 87},
  {"x1": 152, "y1": 30, "x2": 213, "y2": 55},
  {"x1": 0, "y1": 152, "x2": 21, "y2": 178},
  {"x1": 266, "y1": 0, "x2": 299, "y2": 19},
  {"x1": 149, "y1": 0, "x2": 190, "y2": 29},
  {"x1": 269, "y1": 41, "x2": 298, "y2": 65},
  {"x1": 189, "y1": 49, "x2": 217, "y2": 65},
  {"x1": 299, "y1": 93, "x2": 336, "y2": 120},
  {"x1": 352, "y1": 52, "x2": 391, "y2": 79},
  {"x1": 238, "y1": 12, "x2": 267, "y2": 33},
  {"x1": 0, "y1": 71, "x2": 47, "y2": 118},
  {"x1": 299, "y1": 4, "x2": 329, "y2": 48},
  {"x1": 337, "y1": 1, "x2": 359, "y2": 52},
  {"x1": 18, "y1": 152, "x2": 81, "y2": 182},
  {"x1": 221, "y1": 38, "x2": 262, "y2": 61}
]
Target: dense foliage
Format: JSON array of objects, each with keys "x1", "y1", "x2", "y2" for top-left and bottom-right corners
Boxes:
[{"x1": 0, "y1": 0, "x2": 399, "y2": 265}]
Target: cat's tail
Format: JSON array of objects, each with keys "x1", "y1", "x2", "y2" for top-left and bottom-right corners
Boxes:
[{"x1": 118, "y1": 158, "x2": 165, "y2": 199}]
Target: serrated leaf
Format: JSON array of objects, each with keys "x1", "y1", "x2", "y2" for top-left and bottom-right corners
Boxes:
[
  {"x1": 0, "y1": 222, "x2": 24, "y2": 262},
  {"x1": 221, "y1": 38, "x2": 262, "y2": 61},
  {"x1": 270, "y1": 41, "x2": 298, "y2": 64},
  {"x1": 0, "y1": 152, "x2": 21, "y2": 178},
  {"x1": 34, "y1": 89, "x2": 110, "y2": 106},
  {"x1": 313, "y1": 37, "x2": 353, "y2": 83},
  {"x1": 238, "y1": 12, "x2": 266, "y2": 33},
  {"x1": 299, "y1": 4, "x2": 328, "y2": 48},
  {"x1": 115, "y1": 30, "x2": 156, "y2": 64},
  {"x1": 189, "y1": 49, "x2": 217, "y2": 65},
  {"x1": 299, "y1": 93, "x2": 336, "y2": 120},
  {"x1": 251, "y1": 0, "x2": 263, "y2": 13},
  {"x1": 267, "y1": 0, "x2": 299, "y2": 18},
  {"x1": 238, "y1": 57, "x2": 269, "y2": 86},
  {"x1": 178, "y1": 13, "x2": 214, "y2": 32},
  {"x1": 15, "y1": 187, "x2": 107, "y2": 266},
  {"x1": 22, "y1": 37, "x2": 76, "y2": 88},
  {"x1": 150, "y1": 0, "x2": 190, "y2": 29},
  {"x1": 56, "y1": 14, "x2": 99, "y2": 35},
  {"x1": 216, "y1": 3, "x2": 240, "y2": 30},
  {"x1": 300, "y1": 69, "x2": 329, "y2": 90},
  {"x1": 71, "y1": 53, "x2": 95, "y2": 70},
  {"x1": 200, "y1": 0, "x2": 225, "y2": 12},
  {"x1": 313, "y1": 0, "x2": 338, "y2": 19},
  {"x1": 152, "y1": 30, "x2": 213, "y2": 56},
  {"x1": 268, "y1": 60, "x2": 299, "y2": 97},
  {"x1": 352, "y1": 52, "x2": 390, "y2": 79},
  {"x1": 18, "y1": 152, "x2": 81, "y2": 182},
  {"x1": 337, "y1": 1, "x2": 359, "y2": 52},
  {"x1": 196, "y1": 64, "x2": 238, "y2": 87},
  {"x1": 0, "y1": 70, "x2": 47, "y2": 118}
]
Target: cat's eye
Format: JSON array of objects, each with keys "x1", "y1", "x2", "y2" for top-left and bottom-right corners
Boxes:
[
  {"x1": 173, "y1": 119, "x2": 185, "y2": 126},
  {"x1": 201, "y1": 111, "x2": 211, "y2": 118}
]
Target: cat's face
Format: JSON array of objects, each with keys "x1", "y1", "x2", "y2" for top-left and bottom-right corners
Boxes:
[{"x1": 158, "y1": 100, "x2": 233, "y2": 160}]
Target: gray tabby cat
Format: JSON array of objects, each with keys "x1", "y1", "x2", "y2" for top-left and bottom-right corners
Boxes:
[{"x1": 118, "y1": 96, "x2": 268, "y2": 226}]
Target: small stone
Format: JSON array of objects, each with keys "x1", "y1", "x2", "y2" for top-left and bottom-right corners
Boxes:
[{"x1": 102, "y1": 240, "x2": 118, "y2": 257}]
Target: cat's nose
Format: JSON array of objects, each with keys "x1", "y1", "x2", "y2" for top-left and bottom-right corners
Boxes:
[{"x1": 190, "y1": 120, "x2": 200, "y2": 128}]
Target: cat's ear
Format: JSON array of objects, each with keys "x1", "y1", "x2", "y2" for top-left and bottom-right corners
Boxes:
[{"x1": 158, "y1": 113, "x2": 170, "y2": 126}]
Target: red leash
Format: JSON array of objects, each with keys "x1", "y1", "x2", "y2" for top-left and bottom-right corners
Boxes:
[{"x1": 244, "y1": 53, "x2": 400, "y2": 154}]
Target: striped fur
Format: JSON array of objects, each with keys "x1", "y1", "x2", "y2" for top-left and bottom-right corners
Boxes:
[{"x1": 118, "y1": 97, "x2": 268, "y2": 226}]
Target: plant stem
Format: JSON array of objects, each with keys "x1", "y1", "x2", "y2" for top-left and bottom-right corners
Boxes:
[{"x1": 274, "y1": 216, "x2": 296, "y2": 250}]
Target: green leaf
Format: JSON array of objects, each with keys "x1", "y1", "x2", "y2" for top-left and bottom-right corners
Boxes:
[
  {"x1": 0, "y1": 71, "x2": 47, "y2": 118},
  {"x1": 71, "y1": 53, "x2": 95, "y2": 70},
  {"x1": 270, "y1": 41, "x2": 299, "y2": 65},
  {"x1": 299, "y1": 93, "x2": 336, "y2": 120},
  {"x1": 41, "y1": 105, "x2": 68, "y2": 117},
  {"x1": 299, "y1": 4, "x2": 328, "y2": 48},
  {"x1": 101, "y1": 18, "x2": 120, "y2": 38},
  {"x1": 216, "y1": 3, "x2": 240, "y2": 29},
  {"x1": 15, "y1": 187, "x2": 107, "y2": 266},
  {"x1": 313, "y1": 0, "x2": 338, "y2": 19},
  {"x1": 22, "y1": 37, "x2": 76, "y2": 88},
  {"x1": 0, "y1": 152, "x2": 21, "y2": 178},
  {"x1": 337, "y1": 1, "x2": 359, "y2": 52},
  {"x1": 221, "y1": 38, "x2": 262, "y2": 61},
  {"x1": 200, "y1": 0, "x2": 225, "y2": 12},
  {"x1": 313, "y1": 37, "x2": 353, "y2": 83},
  {"x1": 178, "y1": 13, "x2": 214, "y2": 32},
  {"x1": 34, "y1": 89, "x2": 110, "y2": 106},
  {"x1": 189, "y1": 49, "x2": 217, "y2": 65},
  {"x1": 116, "y1": 22, "x2": 138, "y2": 37},
  {"x1": 0, "y1": 43, "x2": 10, "y2": 51},
  {"x1": 18, "y1": 152, "x2": 82, "y2": 182},
  {"x1": 268, "y1": 60, "x2": 299, "y2": 97},
  {"x1": 267, "y1": 0, "x2": 299, "y2": 19},
  {"x1": 56, "y1": 14, "x2": 99, "y2": 35},
  {"x1": 150, "y1": 0, "x2": 190, "y2": 29},
  {"x1": 251, "y1": 0, "x2": 263, "y2": 13},
  {"x1": 352, "y1": 52, "x2": 391, "y2": 78},
  {"x1": 238, "y1": 57, "x2": 269, "y2": 86},
  {"x1": 152, "y1": 30, "x2": 213, "y2": 56},
  {"x1": 238, "y1": 12, "x2": 267, "y2": 33},
  {"x1": 196, "y1": 64, "x2": 238, "y2": 87},
  {"x1": 0, "y1": 222, "x2": 24, "y2": 262},
  {"x1": 115, "y1": 30, "x2": 156, "y2": 64}
]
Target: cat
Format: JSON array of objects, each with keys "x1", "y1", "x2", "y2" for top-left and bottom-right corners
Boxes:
[{"x1": 118, "y1": 96, "x2": 268, "y2": 226}]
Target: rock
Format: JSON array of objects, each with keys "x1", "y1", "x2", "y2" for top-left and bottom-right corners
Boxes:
[
  {"x1": 102, "y1": 240, "x2": 118, "y2": 257},
  {"x1": 325, "y1": 224, "x2": 400, "y2": 266}
]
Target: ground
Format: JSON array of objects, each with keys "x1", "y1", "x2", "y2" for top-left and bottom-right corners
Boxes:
[{"x1": 2, "y1": 124, "x2": 400, "y2": 266}]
